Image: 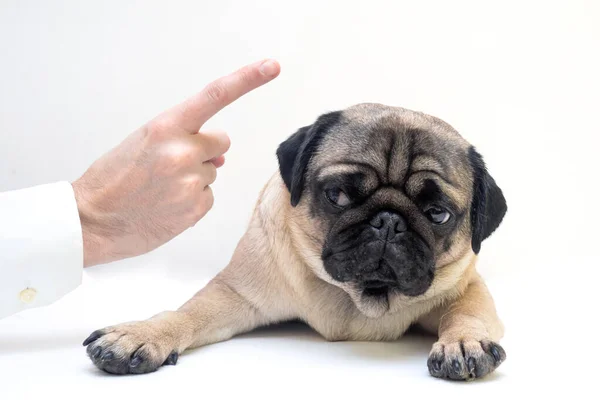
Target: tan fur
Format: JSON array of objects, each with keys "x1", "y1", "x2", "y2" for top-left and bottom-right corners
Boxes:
[
  {"x1": 85, "y1": 104, "x2": 505, "y2": 380},
  {"x1": 85, "y1": 174, "x2": 503, "y2": 373}
]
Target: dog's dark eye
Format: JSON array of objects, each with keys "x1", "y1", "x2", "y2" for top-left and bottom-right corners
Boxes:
[
  {"x1": 325, "y1": 188, "x2": 351, "y2": 208},
  {"x1": 425, "y1": 206, "x2": 451, "y2": 224}
]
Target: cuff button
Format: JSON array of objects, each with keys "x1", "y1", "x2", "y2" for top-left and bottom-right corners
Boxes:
[{"x1": 19, "y1": 287, "x2": 37, "y2": 304}]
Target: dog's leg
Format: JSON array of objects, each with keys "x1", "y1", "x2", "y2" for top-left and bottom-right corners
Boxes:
[
  {"x1": 418, "y1": 274, "x2": 506, "y2": 381},
  {"x1": 82, "y1": 275, "x2": 275, "y2": 374},
  {"x1": 81, "y1": 215, "x2": 296, "y2": 375},
  {"x1": 82, "y1": 179, "x2": 300, "y2": 375}
]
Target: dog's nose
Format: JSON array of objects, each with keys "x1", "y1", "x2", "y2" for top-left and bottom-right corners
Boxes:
[{"x1": 369, "y1": 211, "x2": 407, "y2": 233}]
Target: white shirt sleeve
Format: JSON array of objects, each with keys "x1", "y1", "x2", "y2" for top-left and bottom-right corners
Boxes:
[{"x1": 0, "y1": 182, "x2": 83, "y2": 319}]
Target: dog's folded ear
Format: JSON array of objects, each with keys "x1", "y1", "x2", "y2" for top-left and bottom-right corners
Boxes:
[
  {"x1": 468, "y1": 147, "x2": 507, "y2": 254},
  {"x1": 276, "y1": 124, "x2": 311, "y2": 205},
  {"x1": 276, "y1": 111, "x2": 342, "y2": 206}
]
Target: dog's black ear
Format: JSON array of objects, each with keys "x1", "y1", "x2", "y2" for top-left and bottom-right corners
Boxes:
[
  {"x1": 276, "y1": 124, "x2": 311, "y2": 203},
  {"x1": 468, "y1": 147, "x2": 507, "y2": 254},
  {"x1": 276, "y1": 111, "x2": 342, "y2": 206}
]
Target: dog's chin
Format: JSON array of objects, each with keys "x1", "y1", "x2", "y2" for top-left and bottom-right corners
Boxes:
[{"x1": 348, "y1": 286, "x2": 391, "y2": 319}]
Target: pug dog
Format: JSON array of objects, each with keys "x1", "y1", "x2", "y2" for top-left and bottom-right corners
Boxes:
[{"x1": 83, "y1": 103, "x2": 507, "y2": 381}]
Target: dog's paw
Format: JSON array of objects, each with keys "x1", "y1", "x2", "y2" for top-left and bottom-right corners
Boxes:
[
  {"x1": 83, "y1": 322, "x2": 179, "y2": 375},
  {"x1": 427, "y1": 339, "x2": 506, "y2": 381}
]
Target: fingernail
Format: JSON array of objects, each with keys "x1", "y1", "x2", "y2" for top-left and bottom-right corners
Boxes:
[{"x1": 259, "y1": 60, "x2": 279, "y2": 77}]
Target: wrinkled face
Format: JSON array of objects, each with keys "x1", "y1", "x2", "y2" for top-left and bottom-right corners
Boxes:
[{"x1": 277, "y1": 104, "x2": 506, "y2": 317}]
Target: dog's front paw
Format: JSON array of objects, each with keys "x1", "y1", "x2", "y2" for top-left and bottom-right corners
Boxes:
[
  {"x1": 427, "y1": 339, "x2": 506, "y2": 381},
  {"x1": 83, "y1": 321, "x2": 179, "y2": 375}
]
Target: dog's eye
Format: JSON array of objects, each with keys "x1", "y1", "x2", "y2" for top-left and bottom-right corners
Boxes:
[
  {"x1": 325, "y1": 188, "x2": 351, "y2": 208},
  {"x1": 425, "y1": 206, "x2": 451, "y2": 224}
]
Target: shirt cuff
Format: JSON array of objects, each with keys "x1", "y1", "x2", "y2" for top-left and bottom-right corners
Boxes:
[{"x1": 0, "y1": 181, "x2": 83, "y2": 319}]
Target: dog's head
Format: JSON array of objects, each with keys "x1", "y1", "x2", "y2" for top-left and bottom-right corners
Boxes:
[{"x1": 277, "y1": 103, "x2": 506, "y2": 318}]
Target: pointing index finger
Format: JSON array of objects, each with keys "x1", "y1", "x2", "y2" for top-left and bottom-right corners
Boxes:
[{"x1": 163, "y1": 59, "x2": 280, "y2": 134}]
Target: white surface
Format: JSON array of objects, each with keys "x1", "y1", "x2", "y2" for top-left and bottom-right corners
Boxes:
[
  {"x1": 0, "y1": 0, "x2": 598, "y2": 398},
  {"x1": 0, "y1": 182, "x2": 82, "y2": 318},
  {"x1": 0, "y1": 261, "x2": 584, "y2": 398}
]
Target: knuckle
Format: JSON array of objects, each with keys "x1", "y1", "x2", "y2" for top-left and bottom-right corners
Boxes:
[
  {"x1": 166, "y1": 143, "x2": 196, "y2": 166},
  {"x1": 190, "y1": 208, "x2": 205, "y2": 226},
  {"x1": 191, "y1": 189, "x2": 214, "y2": 223},
  {"x1": 145, "y1": 119, "x2": 171, "y2": 141},
  {"x1": 203, "y1": 187, "x2": 215, "y2": 210},
  {"x1": 206, "y1": 166, "x2": 217, "y2": 184},
  {"x1": 238, "y1": 66, "x2": 257, "y2": 85},
  {"x1": 177, "y1": 147, "x2": 196, "y2": 165},
  {"x1": 203, "y1": 82, "x2": 227, "y2": 105},
  {"x1": 184, "y1": 175, "x2": 202, "y2": 191}
]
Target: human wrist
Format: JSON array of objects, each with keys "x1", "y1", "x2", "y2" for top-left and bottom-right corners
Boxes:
[{"x1": 71, "y1": 180, "x2": 113, "y2": 267}]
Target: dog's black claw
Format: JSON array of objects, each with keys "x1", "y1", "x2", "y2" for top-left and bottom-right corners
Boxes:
[
  {"x1": 431, "y1": 359, "x2": 442, "y2": 372},
  {"x1": 452, "y1": 359, "x2": 461, "y2": 374},
  {"x1": 467, "y1": 357, "x2": 476, "y2": 376},
  {"x1": 130, "y1": 355, "x2": 143, "y2": 369},
  {"x1": 92, "y1": 347, "x2": 102, "y2": 359},
  {"x1": 489, "y1": 344, "x2": 502, "y2": 362},
  {"x1": 163, "y1": 351, "x2": 179, "y2": 366},
  {"x1": 83, "y1": 330, "x2": 104, "y2": 346},
  {"x1": 101, "y1": 351, "x2": 114, "y2": 362}
]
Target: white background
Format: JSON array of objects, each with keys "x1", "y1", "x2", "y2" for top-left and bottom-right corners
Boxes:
[{"x1": 0, "y1": 0, "x2": 598, "y2": 398}]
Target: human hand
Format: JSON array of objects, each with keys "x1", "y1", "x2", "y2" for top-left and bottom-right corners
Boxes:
[{"x1": 72, "y1": 59, "x2": 280, "y2": 267}]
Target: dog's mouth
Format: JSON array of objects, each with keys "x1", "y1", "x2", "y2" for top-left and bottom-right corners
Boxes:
[
  {"x1": 354, "y1": 280, "x2": 393, "y2": 318},
  {"x1": 362, "y1": 280, "x2": 391, "y2": 298}
]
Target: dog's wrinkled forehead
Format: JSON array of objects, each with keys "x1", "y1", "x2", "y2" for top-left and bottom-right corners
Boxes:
[
  {"x1": 276, "y1": 103, "x2": 507, "y2": 255},
  {"x1": 310, "y1": 103, "x2": 472, "y2": 185}
]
